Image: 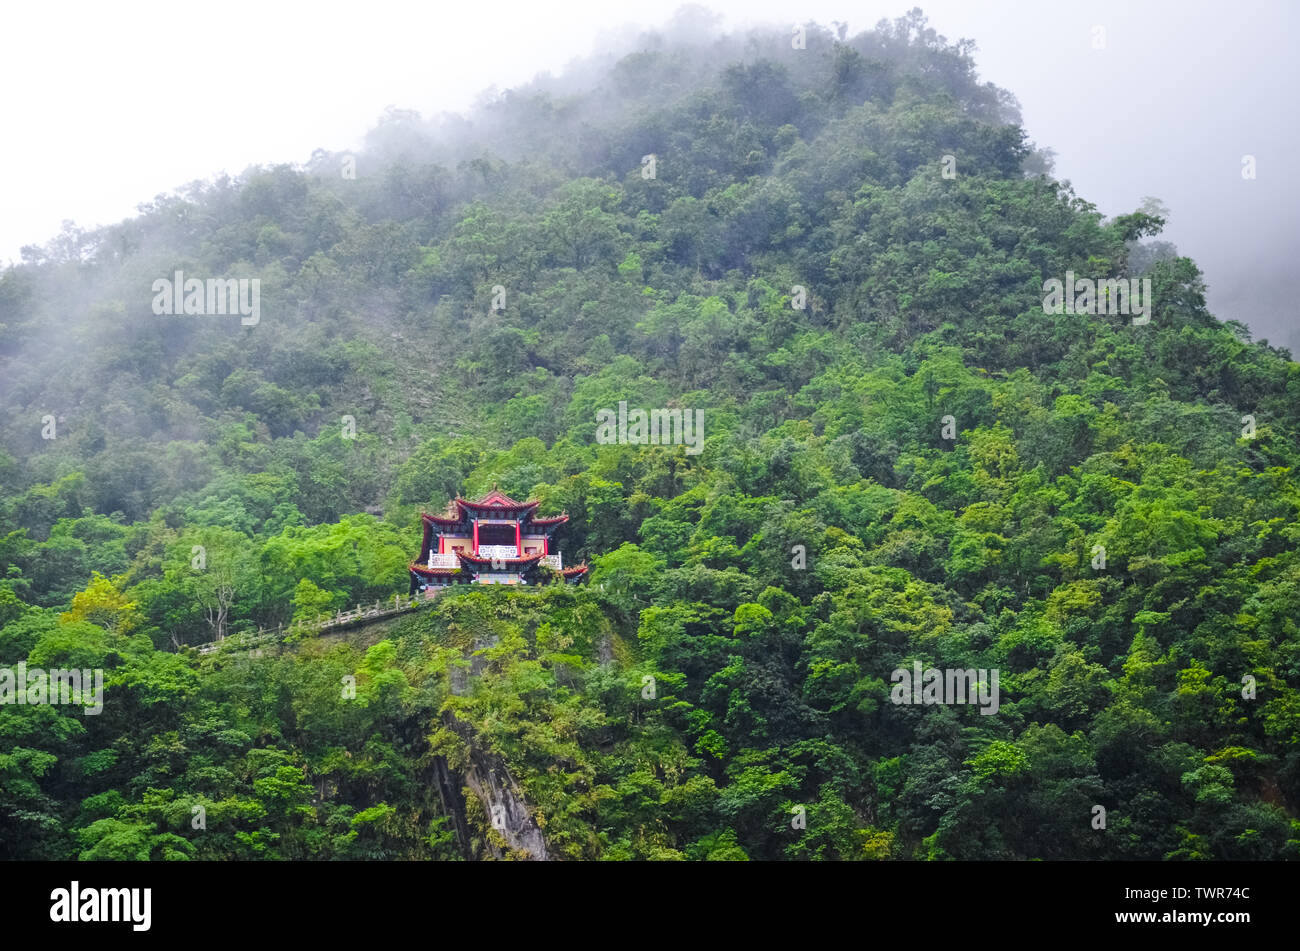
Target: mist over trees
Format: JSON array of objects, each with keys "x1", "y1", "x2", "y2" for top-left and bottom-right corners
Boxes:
[{"x1": 0, "y1": 8, "x2": 1297, "y2": 861}]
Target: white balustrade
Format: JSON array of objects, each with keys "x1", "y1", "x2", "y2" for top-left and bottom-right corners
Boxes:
[
  {"x1": 541, "y1": 554, "x2": 562, "y2": 570},
  {"x1": 427, "y1": 553, "x2": 460, "y2": 568},
  {"x1": 478, "y1": 544, "x2": 519, "y2": 560}
]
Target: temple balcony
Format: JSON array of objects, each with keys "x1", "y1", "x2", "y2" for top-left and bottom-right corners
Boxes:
[
  {"x1": 478, "y1": 544, "x2": 519, "y2": 560},
  {"x1": 541, "y1": 554, "x2": 562, "y2": 570},
  {"x1": 427, "y1": 553, "x2": 460, "y2": 568}
]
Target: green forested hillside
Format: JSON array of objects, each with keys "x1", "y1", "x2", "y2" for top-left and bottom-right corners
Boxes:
[{"x1": 2, "y1": 10, "x2": 1298, "y2": 860}]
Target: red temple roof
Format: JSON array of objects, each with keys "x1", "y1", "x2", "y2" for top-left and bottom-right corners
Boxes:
[
  {"x1": 422, "y1": 511, "x2": 462, "y2": 527},
  {"x1": 422, "y1": 485, "x2": 572, "y2": 526},
  {"x1": 472, "y1": 487, "x2": 528, "y2": 507},
  {"x1": 452, "y1": 494, "x2": 539, "y2": 516},
  {"x1": 409, "y1": 561, "x2": 462, "y2": 577},
  {"x1": 455, "y1": 550, "x2": 545, "y2": 568}
]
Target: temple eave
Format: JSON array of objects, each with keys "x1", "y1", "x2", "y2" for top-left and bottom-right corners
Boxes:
[{"x1": 410, "y1": 562, "x2": 462, "y2": 576}]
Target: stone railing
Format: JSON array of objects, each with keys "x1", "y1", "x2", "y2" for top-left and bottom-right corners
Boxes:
[
  {"x1": 541, "y1": 554, "x2": 562, "y2": 570},
  {"x1": 427, "y1": 553, "x2": 460, "y2": 568},
  {"x1": 478, "y1": 544, "x2": 519, "y2": 560},
  {"x1": 193, "y1": 593, "x2": 423, "y2": 656}
]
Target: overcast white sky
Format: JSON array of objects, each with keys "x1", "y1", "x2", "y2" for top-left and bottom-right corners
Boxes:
[{"x1": 3, "y1": 0, "x2": 1296, "y2": 345}]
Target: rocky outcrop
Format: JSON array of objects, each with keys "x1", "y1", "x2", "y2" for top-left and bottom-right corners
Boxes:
[
  {"x1": 436, "y1": 712, "x2": 550, "y2": 861},
  {"x1": 462, "y1": 752, "x2": 549, "y2": 860},
  {"x1": 429, "y1": 755, "x2": 474, "y2": 858}
]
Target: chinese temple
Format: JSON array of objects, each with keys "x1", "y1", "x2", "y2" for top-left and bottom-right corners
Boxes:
[{"x1": 408, "y1": 486, "x2": 589, "y2": 594}]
